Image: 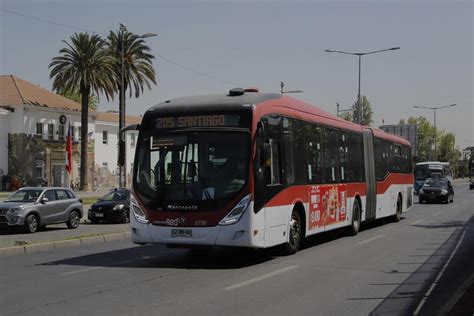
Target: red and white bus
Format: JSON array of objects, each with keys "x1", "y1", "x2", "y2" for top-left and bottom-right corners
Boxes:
[{"x1": 127, "y1": 88, "x2": 413, "y2": 254}]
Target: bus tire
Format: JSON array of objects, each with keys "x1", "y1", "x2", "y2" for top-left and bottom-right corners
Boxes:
[
  {"x1": 281, "y1": 209, "x2": 302, "y2": 255},
  {"x1": 392, "y1": 196, "x2": 402, "y2": 222},
  {"x1": 348, "y1": 199, "x2": 361, "y2": 236}
]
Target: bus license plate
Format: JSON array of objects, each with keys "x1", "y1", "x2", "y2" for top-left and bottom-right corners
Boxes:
[{"x1": 171, "y1": 229, "x2": 192, "y2": 238}]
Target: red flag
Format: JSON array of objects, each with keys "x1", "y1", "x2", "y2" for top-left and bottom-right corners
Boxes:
[{"x1": 66, "y1": 123, "x2": 72, "y2": 174}]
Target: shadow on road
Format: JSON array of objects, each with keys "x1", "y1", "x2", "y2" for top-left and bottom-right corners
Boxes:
[{"x1": 36, "y1": 244, "x2": 275, "y2": 270}]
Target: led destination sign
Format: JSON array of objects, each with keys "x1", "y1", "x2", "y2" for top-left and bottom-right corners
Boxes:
[{"x1": 156, "y1": 114, "x2": 241, "y2": 129}]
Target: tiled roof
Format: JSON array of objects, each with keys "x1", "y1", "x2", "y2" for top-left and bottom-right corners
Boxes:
[
  {"x1": 96, "y1": 111, "x2": 142, "y2": 125},
  {"x1": 0, "y1": 75, "x2": 82, "y2": 111}
]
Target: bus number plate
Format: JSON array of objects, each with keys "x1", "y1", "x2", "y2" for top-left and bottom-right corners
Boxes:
[{"x1": 171, "y1": 229, "x2": 192, "y2": 238}]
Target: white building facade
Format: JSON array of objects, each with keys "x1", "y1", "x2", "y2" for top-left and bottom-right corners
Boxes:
[{"x1": 0, "y1": 75, "x2": 141, "y2": 191}]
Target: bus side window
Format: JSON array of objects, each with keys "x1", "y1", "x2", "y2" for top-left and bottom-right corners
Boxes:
[{"x1": 268, "y1": 139, "x2": 281, "y2": 185}]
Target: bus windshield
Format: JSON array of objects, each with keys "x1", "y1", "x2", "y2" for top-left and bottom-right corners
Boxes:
[{"x1": 135, "y1": 131, "x2": 249, "y2": 203}]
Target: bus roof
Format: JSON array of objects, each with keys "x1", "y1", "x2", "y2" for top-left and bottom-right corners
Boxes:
[
  {"x1": 415, "y1": 161, "x2": 450, "y2": 166},
  {"x1": 143, "y1": 89, "x2": 411, "y2": 147}
]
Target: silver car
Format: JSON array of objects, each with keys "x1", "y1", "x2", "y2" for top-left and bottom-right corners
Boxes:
[{"x1": 0, "y1": 187, "x2": 83, "y2": 233}]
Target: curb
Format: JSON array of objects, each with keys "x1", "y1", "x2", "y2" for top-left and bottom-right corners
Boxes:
[{"x1": 0, "y1": 231, "x2": 130, "y2": 257}]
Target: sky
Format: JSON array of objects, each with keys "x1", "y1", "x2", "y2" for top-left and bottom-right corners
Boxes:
[{"x1": 1, "y1": 0, "x2": 472, "y2": 149}]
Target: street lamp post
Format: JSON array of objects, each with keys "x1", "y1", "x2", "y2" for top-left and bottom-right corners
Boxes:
[
  {"x1": 118, "y1": 23, "x2": 157, "y2": 188},
  {"x1": 413, "y1": 104, "x2": 456, "y2": 160},
  {"x1": 325, "y1": 47, "x2": 400, "y2": 124}
]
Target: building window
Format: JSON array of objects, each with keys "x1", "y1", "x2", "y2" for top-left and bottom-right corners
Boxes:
[
  {"x1": 131, "y1": 133, "x2": 136, "y2": 147},
  {"x1": 58, "y1": 124, "x2": 65, "y2": 141},
  {"x1": 102, "y1": 130, "x2": 108, "y2": 144},
  {"x1": 35, "y1": 160, "x2": 44, "y2": 181},
  {"x1": 102, "y1": 162, "x2": 108, "y2": 176},
  {"x1": 36, "y1": 122, "x2": 43, "y2": 138},
  {"x1": 48, "y1": 123, "x2": 54, "y2": 140}
]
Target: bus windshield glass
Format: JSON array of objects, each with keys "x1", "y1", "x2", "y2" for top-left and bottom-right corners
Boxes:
[
  {"x1": 414, "y1": 164, "x2": 446, "y2": 180},
  {"x1": 135, "y1": 131, "x2": 249, "y2": 202}
]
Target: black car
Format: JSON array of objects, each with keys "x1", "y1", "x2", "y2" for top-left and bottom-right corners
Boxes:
[
  {"x1": 88, "y1": 189, "x2": 130, "y2": 223},
  {"x1": 419, "y1": 177, "x2": 454, "y2": 204}
]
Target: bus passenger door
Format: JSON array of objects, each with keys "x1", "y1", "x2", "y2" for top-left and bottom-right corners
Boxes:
[{"x1": 363, "y1": 128, "x2": 376, "y2": 221}]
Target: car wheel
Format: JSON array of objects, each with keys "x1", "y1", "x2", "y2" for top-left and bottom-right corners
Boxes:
[
  {"x1": 348, "y1": 199, "x2": 361, "y2": 236},
  {"x1": 66, "y1": 211, "x2": 80, "y2": 229},
  {"x1": 281, "y1": 209, "x2": 303, "y2": 255},
  {"x1": 24, "y1": 214, "x2": 39, "y2": 233},
  {"x1": 121, "y1": 208, "x2": 130, "y2": 224},
  {"x1": 419, "y1": 198, "x2": 424, "y2": 204}
]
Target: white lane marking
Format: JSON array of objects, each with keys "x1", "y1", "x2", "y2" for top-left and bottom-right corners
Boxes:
[
  {"x1": 225, "y1": 265, "x2": 299, "y2": 291},
  {"x1": 432, "y1": 212, "x2": 440, "y2": 216},
  {"x1": 413, "y1": 229, "x2": 466, "y2": 315},
  {"x1": 61, "y1": 266, "x2": 102, "y2": 275},
  {"x1": 356, "y1": 234, "x2": 385, "y2": 246},
  {"x1": 411, "y1": 219, "x2": 424, "y2": 225}
]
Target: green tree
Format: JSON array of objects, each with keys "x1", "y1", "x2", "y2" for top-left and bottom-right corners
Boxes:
[
  {"x1": 59, "y1": 88, "x2": 99, "y2": 109},
  {"x1": 352, "y1": 95, "x2": 373, "y2": 126},
  {"x1": 49, "y1": 32, "x2": 116, "y2": 190},
  {"x1": 407, "y1": 116, "x2": 437, "y2": 161},
  {"x1": 106, "y1": 26, "x2": 156, "y2": 110}
]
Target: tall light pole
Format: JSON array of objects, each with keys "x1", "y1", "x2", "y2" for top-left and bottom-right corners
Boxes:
[
  {"x1": 413, "y1": 104, "x2": 456, "y2": 160},
  {"x1": 325, "y1": 47, "x2": 400, "y2": 124},
  {"x1": 118, "y1": 23, "x2": 157, "y2": 188}
]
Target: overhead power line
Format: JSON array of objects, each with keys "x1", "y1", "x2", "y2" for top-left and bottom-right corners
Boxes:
[{"x1": 0, "y1": 8, "x2": 242, "y2": 87}]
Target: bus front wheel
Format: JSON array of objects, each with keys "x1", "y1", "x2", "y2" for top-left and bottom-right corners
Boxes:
[{"x1": 281, "y1": 210, "x2": 302, "y2": 255}]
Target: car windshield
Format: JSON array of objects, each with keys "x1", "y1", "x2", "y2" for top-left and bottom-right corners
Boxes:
[
  {"x1": 101, "y1": 191, "x2": 129, "y2": 201},
  {"x1": 423, "y1": 178, "x2": 448, "y2": 187},
  {"x1": 6, "y1": 189, "x2": 43, "y2": 202},
  {"x1": 135, "y1": 131, "x2": 249, "y2": 202}
]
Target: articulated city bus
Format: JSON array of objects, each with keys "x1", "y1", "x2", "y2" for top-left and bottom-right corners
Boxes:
[{"x1": 127, "y1": 88, "x2": 413, "y2": 254}]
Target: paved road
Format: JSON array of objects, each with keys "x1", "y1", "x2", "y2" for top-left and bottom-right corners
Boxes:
[{"x1": 1, "y1": 184, "x2": 472, "y2": 315}]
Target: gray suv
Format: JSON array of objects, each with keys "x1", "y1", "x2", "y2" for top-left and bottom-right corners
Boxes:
[{"x1": 0, "y1": 187, "x2": 83, "y2": 233}]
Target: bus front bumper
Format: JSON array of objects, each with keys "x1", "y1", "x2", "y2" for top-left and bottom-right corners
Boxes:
[{"x1": 130, "y1": 205, "x2": 264, "y2": 248}]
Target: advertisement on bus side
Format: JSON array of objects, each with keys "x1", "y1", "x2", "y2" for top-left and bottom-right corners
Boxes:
[{"x1": 308, "y1": 184, "x2": 347, "y2": 230}]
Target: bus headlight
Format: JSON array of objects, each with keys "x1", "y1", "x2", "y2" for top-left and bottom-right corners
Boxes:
[
  {"x1": 130, "y1": 195, "x2": 148, "y2": 224},
  {"x1": 219, "y1": 194, "x2": 251, "y2": 226}
]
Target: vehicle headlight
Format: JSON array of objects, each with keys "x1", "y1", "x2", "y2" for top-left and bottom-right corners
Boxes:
[
  {"x1": 219, "y1": 194, "x2": 251, "y2": 226},
  {"x1": 130, "y1": 195, "x2": 148, "y2": 224},
  {"x1": 113, "y1": 204, "x2": 124, "y2": 210},
  {"x1": 9, "y1": 207, "x2": 22, "y2": 214},
  {"x1": 441, "y1": 189, "x2": 448, "y2": 195},
  {"x1": 419, "y1": 189, "x2": 424, "y2": 194}
]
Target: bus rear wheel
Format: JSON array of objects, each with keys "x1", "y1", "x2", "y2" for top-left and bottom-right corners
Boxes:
[
  {"x1": 392, "y1": 196, "x2": 402, "y2": 222},
  {"x1": 348, "y1": 200, "x2": 361, "y2": 236},
  {"x1": 281, "y1": 210, "x2": 302, "y2": 255}
]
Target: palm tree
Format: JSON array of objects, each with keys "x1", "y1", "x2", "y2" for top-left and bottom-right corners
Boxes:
[
  {"x1": 107, "y1": 25, "x2": 156, "y2": 186},
  {"x1": 49, "y1": 32, "x2": 116, "y2": 190}
]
